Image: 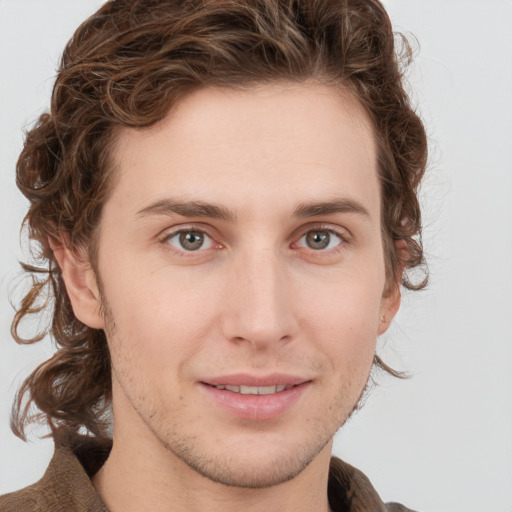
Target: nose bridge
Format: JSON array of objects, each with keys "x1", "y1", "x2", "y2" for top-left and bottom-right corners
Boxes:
[{"x1": 223, "y1": 242, "x2": 295, "y2": 348}]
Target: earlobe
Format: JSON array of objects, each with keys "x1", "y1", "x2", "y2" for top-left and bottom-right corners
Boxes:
[{"x1": 49, "y1": 236, "x2": 105, "y2": 329}]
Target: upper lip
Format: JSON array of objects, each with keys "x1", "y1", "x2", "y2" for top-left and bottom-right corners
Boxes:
[{"x1": 201, "y1": 373, "x2": 310, "y2": 387}]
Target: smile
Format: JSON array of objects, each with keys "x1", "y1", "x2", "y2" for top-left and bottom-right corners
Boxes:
[
  {"x1": 210, "y1": 384, "x2": 293, "y2": 395},
  {"x1": 200, "y1": 377, "x2": 311, "y2": 421}
]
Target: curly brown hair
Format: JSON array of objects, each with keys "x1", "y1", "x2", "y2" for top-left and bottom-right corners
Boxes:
[{"x1": 11, "y1": 0, "x2": 427, "y2": 442}]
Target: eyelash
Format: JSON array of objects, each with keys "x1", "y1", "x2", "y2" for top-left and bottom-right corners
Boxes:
[
  {"x1": 294, "y1": 227, "x2": 347, "y2": 255},
  {"x1": 159, "y1": 224, "x2": 350, "y2": 258},
  {"x1": 160, "y1": 227, "x2": 220, "y2": 258}
]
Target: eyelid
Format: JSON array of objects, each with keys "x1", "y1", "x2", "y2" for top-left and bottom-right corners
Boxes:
[
  {"x1": 157, "y1": 222, "x2": 219, "y2": 241},
  {"x1": 292, "y1": 223, "x2": 351, "y2": 243}
]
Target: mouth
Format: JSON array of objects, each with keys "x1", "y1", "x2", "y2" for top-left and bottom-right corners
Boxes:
[
  {"x1": 199, "y1": 375, "x2": 311, "y2": 420},
  {"x1": 205, "y1": 384, "x2": 296, "y2": 395}
]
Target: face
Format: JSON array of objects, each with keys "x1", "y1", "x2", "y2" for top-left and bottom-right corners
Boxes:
[{"x1": 76, "y1": 83, "x2": 400, "y2": 488}]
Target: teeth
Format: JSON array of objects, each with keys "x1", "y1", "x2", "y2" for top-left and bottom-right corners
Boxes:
[
  {"x1": 257, "y1": 385, "x2": 277, "y2": 395},
  {"x1": 239, "y1": 385, "x2": 258, "y2": 395},
  {"x1": 214, "y1": 384, "x2": 291, "y2": 395}
]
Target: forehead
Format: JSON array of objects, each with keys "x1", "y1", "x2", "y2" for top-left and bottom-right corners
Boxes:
[{"x1": 107, "y1": 83, "x2": 379, "y2": 220}]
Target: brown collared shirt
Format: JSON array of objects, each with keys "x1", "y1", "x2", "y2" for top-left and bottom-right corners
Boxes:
[{"x1": 0, "y1": 437, "x2": 416, "y2": 511}]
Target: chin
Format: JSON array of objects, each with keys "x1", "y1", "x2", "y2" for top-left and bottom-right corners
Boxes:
[
  {"x1": 156, "y1": 425, "x2": 334, "y2": 489},
  {"x1": 180, "y1": 446, "x2": 326, "y2": 489}
]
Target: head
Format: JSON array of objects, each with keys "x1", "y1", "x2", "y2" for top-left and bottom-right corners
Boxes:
[{"x1": 12, "y1": 0, "x2": 427, "y2": 464}]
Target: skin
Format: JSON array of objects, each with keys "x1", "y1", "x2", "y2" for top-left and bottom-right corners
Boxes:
[{"x1": 55, "y1": 83, "x2": 401, "y2": 512}]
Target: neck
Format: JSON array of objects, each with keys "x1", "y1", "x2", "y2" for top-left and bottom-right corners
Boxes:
[{"x1": 93, "y1": 420, "x2": 332, "y2": 512}]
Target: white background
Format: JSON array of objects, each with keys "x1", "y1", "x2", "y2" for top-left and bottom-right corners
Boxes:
[{"x1": 1, "y1": 1, "x2": 511, "y2": 511}]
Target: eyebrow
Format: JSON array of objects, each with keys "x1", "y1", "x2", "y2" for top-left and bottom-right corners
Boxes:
[
  {"x1": 136, "y1": 197, "x2": 370, "y2": 222},
  {"x1": 136, "y1": 199, "x2": 235, "y2": 222},
  {"x1": 294, "y1": 198, "x2": 370, "y2": 218}
]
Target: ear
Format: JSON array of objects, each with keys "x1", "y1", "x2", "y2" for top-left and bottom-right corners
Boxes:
[
  {"x1": 49, "y1": 236, "x2": 105, "y2": 329},
  {"x1": 377, "y1": 240, "x2": 407, "y2": 335},
  {"x1": 377, "y1": 282, "x2": 401, "y2": 335}
]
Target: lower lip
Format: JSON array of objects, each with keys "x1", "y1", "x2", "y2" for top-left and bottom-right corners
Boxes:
[{"x1": 199, "y1": 383, "x2": 310, "y2": 421}]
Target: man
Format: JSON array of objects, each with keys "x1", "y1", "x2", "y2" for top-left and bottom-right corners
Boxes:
[{"x1": 1, "y1": 0, "x2": 427, "y2": 511}]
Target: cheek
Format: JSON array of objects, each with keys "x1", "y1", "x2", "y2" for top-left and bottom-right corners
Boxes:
[
  {"x1": 298, "y1": 270, "x2": 383, "y2": 365},
  {"x1": 101, "y1": 267, "x2": 218, "y2": 374}
]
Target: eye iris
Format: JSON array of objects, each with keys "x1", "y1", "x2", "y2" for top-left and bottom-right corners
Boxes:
[
  {"x1": 306, "y1": 230, "x2": 330, "y2": 250},
  {"x1": 179, "y1": 231, "x2": 204, "y2": 250}
]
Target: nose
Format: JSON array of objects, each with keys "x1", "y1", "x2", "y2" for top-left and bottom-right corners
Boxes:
[{"x1": 221, "y1": 247, "x2": 298, "y2": 350}]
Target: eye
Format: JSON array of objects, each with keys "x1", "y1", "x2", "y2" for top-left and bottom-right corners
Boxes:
[
  {"x1": 297, "y1": 229, "x2": 343, "y2": 251},
  {"x1": 165, "y1": 230, "x2": 215, "y2": 252}
]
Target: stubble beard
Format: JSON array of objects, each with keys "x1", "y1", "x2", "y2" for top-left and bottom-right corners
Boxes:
[
  {"x1": 145, "y1": 378, "x2": 371, "y2": 489},
  {"x1": 99, "y1": 284, "x2": 372, "y2": 490}
]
